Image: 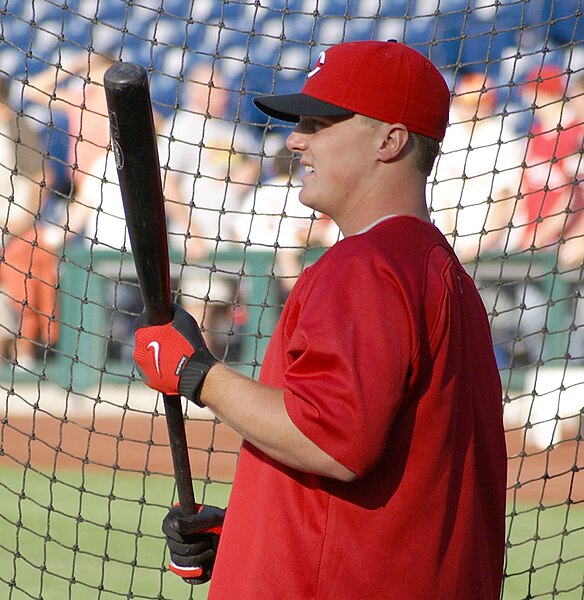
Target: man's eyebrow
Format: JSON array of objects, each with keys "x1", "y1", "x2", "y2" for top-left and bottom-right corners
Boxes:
[{"x1": 300, "y1": 114, "x2": 352, "y2": 126}]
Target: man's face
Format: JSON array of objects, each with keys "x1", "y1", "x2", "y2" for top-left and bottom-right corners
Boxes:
[{"x1": 285, "y1": 114, "x2": 380, "y2": 225}]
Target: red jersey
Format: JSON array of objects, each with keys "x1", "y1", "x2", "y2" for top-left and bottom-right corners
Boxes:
[{"x1": 209, "y1": 216, "x2": 507, "y2": 600}]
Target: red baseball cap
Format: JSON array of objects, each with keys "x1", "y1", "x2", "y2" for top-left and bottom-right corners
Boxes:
[{"x1": 254, "y1": 40, "x2": 451, "y2": 141}]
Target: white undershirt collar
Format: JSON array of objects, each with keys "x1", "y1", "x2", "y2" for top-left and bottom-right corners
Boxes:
[{"x1": 355, "y1": 214, "x2": 397, "y2": 235}]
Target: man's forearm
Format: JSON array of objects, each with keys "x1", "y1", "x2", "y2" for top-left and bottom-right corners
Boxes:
[{"x1": 200, "y1": 364, "x2": 356, "y2": 482}]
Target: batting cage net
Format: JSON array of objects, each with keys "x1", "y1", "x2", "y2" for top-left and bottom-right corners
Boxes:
[{"x1": 0, "y1": 1, "x2": 582, "y2": 598}]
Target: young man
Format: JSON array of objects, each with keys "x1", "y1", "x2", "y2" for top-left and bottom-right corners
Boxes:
[{"x1": 133, "y1": 40, "x2": 507, "y2": 599}]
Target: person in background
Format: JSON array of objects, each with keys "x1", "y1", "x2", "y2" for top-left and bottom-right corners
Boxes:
[
  {"x1": 430, "y1": 71, "x2": 525, "y2": 263},
  {"x1": 0, "y1": 76, "x2": 59, "y2": 367},
  {"x1": 132, "y1": 41, "x2": 507, "y2": 599},
  {"x1": 430, "y1": 72, "x2": 527, "y2": 368},
  {"x1": 510, "y1": 64, "x2": 583, "y2": 256},
  {"x1": 24, "y1": 52, "x2": 115, "y2": 201},
  {"x1": 158, "y1": 62, "x2": 260, "y2": 355},
  {"x1": 551, "y1": 69, "x2": 584, "y2": 270},
  {"x1": 503, "y1": 65, "x2": 584, "y2": 367},
  {"x1": 549, "y1": 69, "x2": 584, "y2": 365},
  {"x1": 72, "y1": 115, "x2": 196, "y2": 361}
]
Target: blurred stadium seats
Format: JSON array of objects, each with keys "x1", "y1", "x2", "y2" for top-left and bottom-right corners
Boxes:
[{"x1": 1, "y1": 0, "x2": 581, "y2": 123}]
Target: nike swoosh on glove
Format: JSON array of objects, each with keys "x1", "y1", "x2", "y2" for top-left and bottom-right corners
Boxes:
[{"x1": 133, "y1": 304, "x2": 218, "y2": 404}]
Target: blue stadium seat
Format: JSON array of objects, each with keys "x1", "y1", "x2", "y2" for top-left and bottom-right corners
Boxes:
[
  {"x1": 245, "y1": 35, "x2": 284, "y2": 65},
  {"x1": 418, "y1": 0, "x2": 466, "y2": 59},
  {"x1": 30, "y1": 21, "x2": 65, "y2": 63},
  {"x1": 228, "y1": 62, "x2": 273, "y2": 129},
  {"x1": 361, "y1": 0, "x2": 411, "y2": 19},
  {"x1": 403, "y1": 15, "x2": 436, "y2": 48},
  {"x1": 316, "y1": 0, "x2": 351, "y2": 17},
  {"x1": 255, "y1": 15, "x2": 287, "y2": 52},
  {"x1": 148, "y1": 70, "x2": 181, "y2": 117},
  {"x1": 181, "y1": 0, "x2": 243, "y2": 25},
  {"x1": 312, "y1": 0, "x2": 416, "y2": 19},
  {"x1": 2, "y1": 0, "x2": 26, "y2": 17},
  {"x1": 61, "y1": 15, "x2": 92, "y2": 47},
  {"x1": 183, "y1": 20, "x2": 207, "y2": 50},
  {"x1": 0, "y1": 48, "x2": 27, "y2": 81},
  {"x1": 160, "y1": 0, "x2": 195, "y2": 18},
  {"x1": 343, "y1": 18, "x2": 379, "y2": 43},
  {"x1": 217, "y1": 28, "x2": 252, "y2": 56},
  {"x1": 124, "y1": 4, "x2": 158, "y2": 38},
  {"x1": 459, "y1": 8, "x2": 521, "y2": 75},
  {"x1": 228, "y1": 57, "x2": 307, "y2": 135},
  {"x1": 275, "y1": 0, "x2": 309, "y2": 12},
  {"x1": 0, "y1": 15, "x2": 31, "y2": 54},
  {"x1": 83, "y1": 0, "x2": 126, "y2": 24},
  {"x1": 281, "y1": 12, "x2": 319, "y2": 43},
  {"x1": 15, "y1": 0, "x2": 65, "y2": 22},
  {"x1": 525, "y1": 0, "x2": 584, "y2": 46},
  {"x1": 147, "y1": 14, "x2": 188, "y2": 48},
  {"x1": 0, "y1": 0, "x2": 578, "y2": 116},
  {"x1": 315, "y1": 18, "x2": 353, "y2": 46}
]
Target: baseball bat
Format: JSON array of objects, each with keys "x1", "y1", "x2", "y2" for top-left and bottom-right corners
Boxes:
[{"x1": 103, "y1": 62, "x2": 197, "y2": 519}]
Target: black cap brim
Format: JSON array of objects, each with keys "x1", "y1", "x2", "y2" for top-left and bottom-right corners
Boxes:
[{"x1": 254, "y1": 93, "x2": 353, "y2": 122}]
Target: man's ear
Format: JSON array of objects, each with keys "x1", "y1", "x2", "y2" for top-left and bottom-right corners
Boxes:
[{"x1": 378, "y1": 123, "x2": 410, "y2": 162}]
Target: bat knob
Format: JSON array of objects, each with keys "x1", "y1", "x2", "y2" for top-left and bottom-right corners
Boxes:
[{"x1": 104, "y1": 62, "x2": 148, "y2": 92}]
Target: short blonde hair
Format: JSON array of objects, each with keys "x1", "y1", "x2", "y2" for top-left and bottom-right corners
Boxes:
[
  {"x1": 356, "y1": 114, "x2": 440, "y2": 176},
  {"x1": 409, "y1": 132, "x2": 440, "y2": 177}
]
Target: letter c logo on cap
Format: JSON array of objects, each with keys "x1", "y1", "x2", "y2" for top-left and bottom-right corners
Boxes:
[{"x1": 307, "y1": 51, "x2": 326, "y2": 78}]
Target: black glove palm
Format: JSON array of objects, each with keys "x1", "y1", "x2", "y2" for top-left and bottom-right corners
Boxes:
[{"x1": 162, "y1": 504, "x2": 225, "y2": 584}]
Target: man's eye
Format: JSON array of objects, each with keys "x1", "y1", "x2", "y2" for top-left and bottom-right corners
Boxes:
[
  {"x1": 296, "y1": 123, "x2": 313, "y2": 134},
  {"x1": 297, "y1": 118, "x2": 326, "y2": 134}
]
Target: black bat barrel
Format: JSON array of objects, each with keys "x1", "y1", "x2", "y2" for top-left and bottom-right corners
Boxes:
[
  {"x1": 104, "y1": 63, "x2": 197, "y2": 519},
  {"x1": 104, "y1": 63, "x2": 172, "y2": 326}
]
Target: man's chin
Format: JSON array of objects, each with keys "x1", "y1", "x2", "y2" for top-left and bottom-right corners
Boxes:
[{"x1": 298, "y1": 189, "x2": 318, "y2": 211}]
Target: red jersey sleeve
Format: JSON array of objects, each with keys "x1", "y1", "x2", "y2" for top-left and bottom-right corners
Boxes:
[{"x1": 281, "y1": 243, "x2": 413, "y2": 477}]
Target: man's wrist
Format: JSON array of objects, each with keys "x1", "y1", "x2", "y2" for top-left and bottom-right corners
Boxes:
[{"x1": 178, "y1": 353, "x2": 219, "y2": 406}]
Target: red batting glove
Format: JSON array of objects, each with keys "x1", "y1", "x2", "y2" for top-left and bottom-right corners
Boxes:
[
  {"x1": 132, "y1": 304, "x2": 218, "y2": 405},
  {"x1": 162, "y1": 503, "x2": 225, "y2": 584}
]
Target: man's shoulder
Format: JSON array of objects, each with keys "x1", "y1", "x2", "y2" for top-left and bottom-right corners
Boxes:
[
  {"x1": 306, "y1": 217, "x2": 451, "y2": 281},
  {"x1": 344, "y1": 216, "x2": 447, "y2": 253}
]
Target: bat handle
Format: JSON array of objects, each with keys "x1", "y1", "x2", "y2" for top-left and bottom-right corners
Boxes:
[
  {"x1": 163, "y1": 393, "x2": 197, "y2": 519},
  {"x1": 147, "y1": 306, "x2": 197, "y2": 517}
]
